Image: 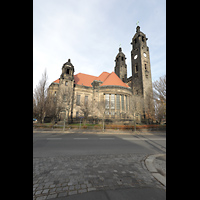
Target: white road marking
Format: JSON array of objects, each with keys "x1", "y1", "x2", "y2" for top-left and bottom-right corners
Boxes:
[
  {"x1": 47, "y1": 138, "x2": 62, "y2": 140},
  {"x1": 121, "y1": 138, "x2": 165, "y2": 141},
  {"x1": 74, "y1": 138, "x2": 88, "y2": 140}
]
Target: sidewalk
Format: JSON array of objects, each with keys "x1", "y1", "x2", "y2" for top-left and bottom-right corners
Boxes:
[
  {"x1": 33, "y1": 154, "x2": 165, "y2": 200},
  {"x1": 33, "y1": 128, "x2": 166, "y2": 136},
  {"x1": 145, "y1": 154, "x2": 166, "y2": 186}
]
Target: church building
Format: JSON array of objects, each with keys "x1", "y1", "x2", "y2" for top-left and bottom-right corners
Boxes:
[{"x1": 48, "y1": 26, "x2": 154, "y2": 124}]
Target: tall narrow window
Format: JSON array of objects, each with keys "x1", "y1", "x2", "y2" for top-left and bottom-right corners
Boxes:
[
  {"x1": 65, "y1": 81, "x2": 68, "y2": 86},
  {"x1": 105, "y1": 94, "x2": 109, "y2": 109},
  {"x1": 135, "y1": 64, "x2": 138, "y2": 72},
  {"x1": 125, "y1": 95, "x2": 127, "y2": 111},
  {"x1": 116, "y1": 94, "x2": 120, "y2": 110},
  {"x1": 110, "y1": 94, "x2": 115, "y2": 109},
  {"x1": 121, "y1": 95, "x2": 124, "y2": 111},
  {"x1": 77, "y1": 95, "x2": 80, "y2": 105},
  {"x1": 84, "y1": 96, "x2": 88, "y2": 105}
]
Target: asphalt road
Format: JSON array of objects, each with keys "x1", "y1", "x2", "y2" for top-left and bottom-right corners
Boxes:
[{"x1": 33, "y1": 131, "x2": 166, "y2": 157}]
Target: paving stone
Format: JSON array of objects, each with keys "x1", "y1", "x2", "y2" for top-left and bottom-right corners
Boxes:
[
  {"x1": 69, "y1": 185, "x2": 75, "y2": 190},
  {"x1": 62, "y1": 186, "x2": 69, "y2": 190},
  {"x1": 49, "y1": 188, "x2": 56, "y2": 194},
  {"x1": 68, "y1": 182, "x2": 73, "y2": 186},
  {"x1": 88, "y1": 187, "x2": 96, "y2": 192},
  {"x1": 35, "y1": 190, "x2": 43, "y2": 195},
  {"x1": 49, "y1": 184, "x2": 55, "y2": 188},
  {"x1": 68, "y1": 190, "x2": 77, "y2": 195},
  {"x1": 80, "y1": 184, "x2": 87, "y2": 189},
  {"x1": 86, "y1": 183, "x2": 93, "y2": 187},
  {"x1": 58, "y1": 192, "x2": 67, "y2": 197},
  {"x1": 61, "y1": 183, "x2": 68, "y2": 187},
  {"x1": 75, "y1": 184, "x2": 80, "y2": 190},
  {"x1": 56, "y1": 187, "x2": 62, "y2": 192},
  {"x1": 46, "y1": 193, "x2": 57, "y2": 199},
  {"x1": 42, "y1": 189, "x2": 49, "y2": 194},
  {"x1": 33, "y1": 184, "x2": 39, "y2": 188},
  {"x1": 78, "y1": 189, "x2": 87, "y2": 193}
]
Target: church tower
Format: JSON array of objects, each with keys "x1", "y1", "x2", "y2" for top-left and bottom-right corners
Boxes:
[
  {"x1": 58, "y1": 59, "x2": 75, "y2": 121},
  {"x1": 60, "y1": 59, "x2": 75, "y2": 84},
  {"x1": 131, "y1": 26, "x2": 154, "y2": 122},
  {"x1": 114, "y1": 47, "x2": 127, "y2": 83}
]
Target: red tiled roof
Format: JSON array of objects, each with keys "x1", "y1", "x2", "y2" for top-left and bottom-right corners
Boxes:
[
  {"x1": 74, "y1": 73, "x2": 97, "y2": 87},
  {"x1": 100, "y1": 72, "x2": 129, "y2": 88},
  {"x1": 53, "y1": 72, "x2": 130, "y2": 88},
  {"x1": 53, "y1": 78, "x2": 60, "y2": 83},
  {"x1": 97, "y1": 72, "x2": 110, "y2": 82}
]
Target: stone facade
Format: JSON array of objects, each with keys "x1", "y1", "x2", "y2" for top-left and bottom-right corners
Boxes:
[{"x1": 48, "y1": 26, "x2": 154, "y2": 124}]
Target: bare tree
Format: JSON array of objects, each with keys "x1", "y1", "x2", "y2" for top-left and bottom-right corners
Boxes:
[
  {"x1": 56, "y1": 86, "x2": 73, "y2": 129},
  {"x1": 128, "y1": 95, "x2": 143, "y2": 130},
  {"x1": 153, "y1": 75, "x2": 166, "y2": 103},
  {"x1": 45, "y1": 92, "x2": 58, "y2": 123},
  {"x1": 153, "y1": 75, "x2": 166, "y2": 123},
  {"x1": 92, "y1": 99, "x2": 107, "y2": 131},
  {"x1": 33, "y1": 69, "x2": 48, "y2": 123},
  {"x1": 78, "y1": 98, "x2": 93, "y2": 125}
]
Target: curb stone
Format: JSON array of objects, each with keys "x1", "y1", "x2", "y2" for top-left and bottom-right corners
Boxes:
[{"x1": 145, "y1": 154, "x2": 166, "y2": 187}]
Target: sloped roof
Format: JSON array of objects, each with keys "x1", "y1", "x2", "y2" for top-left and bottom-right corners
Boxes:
[
  {"x1": 100, "y1": 72, "x2": 129, "y2": 88},
  {"x1": 53, "y1": 78, "x2": 60, "y2": 83},
  {"x1": 53, "y1": 71, "x2": 130, "y2": 88},
  {"x1": 97, "y1": 72, "x2": 110, "y2": 82},
  {"x1": 74, "y1": 73, "x2": 97, "y2": 87}
]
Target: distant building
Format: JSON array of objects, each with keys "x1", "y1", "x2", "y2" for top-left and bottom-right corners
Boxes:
[{"x1": 48, "y1": 26, "x2": 154, "y2": 124}]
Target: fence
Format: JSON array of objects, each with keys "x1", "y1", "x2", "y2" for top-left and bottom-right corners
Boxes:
[{"x1": 33, "y1": 122, "x2": 166, "y2": 131}]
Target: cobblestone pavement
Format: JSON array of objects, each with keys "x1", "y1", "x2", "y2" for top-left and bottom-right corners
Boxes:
[{"x1": 33, "y1": 154, "x2": 163, "y2": 200}]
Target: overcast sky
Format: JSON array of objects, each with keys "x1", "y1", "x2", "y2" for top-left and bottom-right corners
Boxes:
[{"x1": 33, "y1": 0, "x2": 166, "y2": 90}]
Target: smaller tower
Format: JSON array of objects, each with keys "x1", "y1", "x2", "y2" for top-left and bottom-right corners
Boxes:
[
  {"x1": 58, "y1": 59, "x2": 75, "y2": 121},
  {"x1": 60, "y1": 59, "x2": 75, "y2": 83},
  {"x1": 114, "y1": 47, "x2": 127, "y2": 83}
]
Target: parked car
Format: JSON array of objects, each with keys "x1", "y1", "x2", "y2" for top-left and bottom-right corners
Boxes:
[{"x1": 33, "y1": 118, "x2": 37, "y2": 123}]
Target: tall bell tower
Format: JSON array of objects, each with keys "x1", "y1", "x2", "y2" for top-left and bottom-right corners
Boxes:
[{"x1": 131, "y1": 26, "x2": 154, "y2": 122}]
